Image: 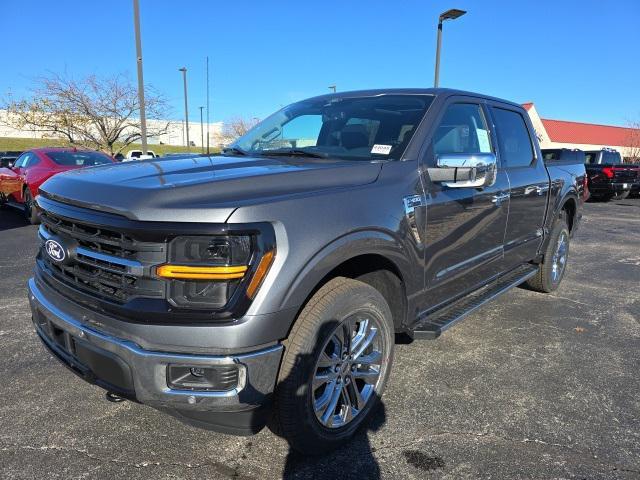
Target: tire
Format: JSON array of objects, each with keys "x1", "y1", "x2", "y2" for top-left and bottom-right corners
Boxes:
[
  {"x1": 612, "y1": 191, "x2": 630, "y2": 200},
  {"x1": 525, "y1": 212, "x2": 570, "y2": 293},
  {"x1": 270, "y1": 277, "x2": 394, "y2": 455},
  {"x1": 23, "y1": 188, "x2": 40, "y2": 225}
]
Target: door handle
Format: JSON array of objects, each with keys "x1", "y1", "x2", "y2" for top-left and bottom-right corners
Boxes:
[
  {"x1": 525, "y1": 184, "x2": 549, "y2": 195},
  {"x1": 491, "y1": 192, "x2": 510, "y2": 206}
]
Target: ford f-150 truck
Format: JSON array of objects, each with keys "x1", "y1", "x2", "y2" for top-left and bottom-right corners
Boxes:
[{"x1": 28, "y1": 89, "x2": 586, "y2": 454}]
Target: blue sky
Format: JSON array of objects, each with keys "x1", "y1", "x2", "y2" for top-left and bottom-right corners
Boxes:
[{"x1": 1, "y1": 0, "x2": 639, "y2": 126}]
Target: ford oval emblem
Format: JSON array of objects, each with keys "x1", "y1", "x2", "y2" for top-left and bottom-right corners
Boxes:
[{"x1": 45, "y1": 239, "x2": 66, "y2": 263}]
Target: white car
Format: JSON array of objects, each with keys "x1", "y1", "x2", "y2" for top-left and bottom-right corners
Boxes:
[{"x1": 124, "y1": 150, "x2": 157, "y2": 161}]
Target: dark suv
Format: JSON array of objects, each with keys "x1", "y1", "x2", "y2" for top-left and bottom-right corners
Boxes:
[{"x1": 28, "y1": 88, "x2": 586, "y2": 454}]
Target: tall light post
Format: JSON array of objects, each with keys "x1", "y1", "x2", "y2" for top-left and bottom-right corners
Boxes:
[
  {"x1": 178, "y1": 67, "x2": 190, "y2": 149},
  {"x1": 199, "y1": 106, "x2": 204, "y2": 153},
  {"x1": 328, "y1": 85, "x2": 336, "y2": 93},
  {"x1": 132, "y1": 0, "x2": 148, "y2": 154},
  {"x1": 433, "y1": 8, "x2": 466, "y2": 88},
  {"x1": 206, "y1": 56, "x2": 210, "y2": 155}
]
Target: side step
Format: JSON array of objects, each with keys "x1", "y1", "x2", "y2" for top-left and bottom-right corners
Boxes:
[{"x1": 412, "y1": 264, "x2": 538, "y2": 340}]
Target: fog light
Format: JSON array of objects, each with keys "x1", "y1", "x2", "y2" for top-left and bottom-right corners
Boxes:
[{"x1": 167, "y1": 364, "x2": 239, "y2": 392}]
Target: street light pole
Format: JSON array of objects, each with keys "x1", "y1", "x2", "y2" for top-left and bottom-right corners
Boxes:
[
  {"x1": 179, "y1": 67, "x2": 190, "y2": 149},
  {"x1": 199, "y1": 106, "x2": 204, "y2": 153},
  {"x1": 328, "y1": 85, "x2": 337, "y2": 93},
  {"x1": 206, "y1": 56, "x2": 210, "y2": 155},
  {"x1": 433, "y1": 8, "x2": 466, "y2": 88},
  {"x1": 132, "y1": 0, "x2": 148, "y2": 154}
]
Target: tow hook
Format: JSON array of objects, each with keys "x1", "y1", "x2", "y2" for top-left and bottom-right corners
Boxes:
[{"x1": 105, "y1": 391, "x2": 126, "y2": 403}]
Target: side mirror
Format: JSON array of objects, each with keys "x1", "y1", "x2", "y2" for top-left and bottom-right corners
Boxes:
[{"x1": 428, "y1": 153, "x2": 497, "y2": 188}]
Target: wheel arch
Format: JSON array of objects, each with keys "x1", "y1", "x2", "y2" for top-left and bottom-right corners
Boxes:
[
  {"x1": 558, "y1": 194, "x2": 578, "y2": 234},
  {"x1": 279, "y1": 230, "x2": 416, "y2": 332}
]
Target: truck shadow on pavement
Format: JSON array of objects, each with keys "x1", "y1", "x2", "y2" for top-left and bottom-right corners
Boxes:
[{"x1": 280, "y1": 401, "x2": 386, "y2": 480}]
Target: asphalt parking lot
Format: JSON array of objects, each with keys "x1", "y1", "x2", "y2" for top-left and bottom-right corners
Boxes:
[{"x1": 0, "y1": 198, "x2": 638, "y2": 480}]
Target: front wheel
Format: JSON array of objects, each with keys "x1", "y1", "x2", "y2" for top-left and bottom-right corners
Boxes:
[
  {"x1": 270, "y1": 277, "x2": 394, "y2": 455},
  {"x1": 526, "y1": 213, "x2": 570, "y2": 293},
  {"x1": 23, "y1": 188, "x2": 40, "y2": 225}
]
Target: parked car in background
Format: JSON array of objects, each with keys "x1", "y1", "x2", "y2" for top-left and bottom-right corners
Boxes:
[
  {"x1": 583, "y1": 148, "x2": 640, "y2": 201},
  {"x1": 0, "y1": 148, "x2": 115, "y2": 224},
  {"x1": 29, "y1": 88, "x2": 586, "y2": 454},
  {"x1": 125, "y1": 149, "x2": 157, "y2": 160},
  {"x1": 0, "y1": 151, "x2": 23, "y2": 168}
]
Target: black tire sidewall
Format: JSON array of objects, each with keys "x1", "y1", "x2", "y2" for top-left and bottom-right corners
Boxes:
[
  {"x1": 23, "y1": 189, "x2": 38, "y2": 224},
  {"x1": 542, "y1": 217, "x2": 570, "y2": 291},
  {"x1": 274, "y1": 278, "x2": 394, "y2": 453}
]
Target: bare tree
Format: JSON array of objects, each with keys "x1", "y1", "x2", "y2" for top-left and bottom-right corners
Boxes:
[
  {"x1": 624, "y1": 120, "x2": 640, "y2": 163},
  {"x1": 221, "y1": 116, "x2": 260, "y2": 144},
  {"x1": 2, "y1": 73, "x2": 170, "y2": 154}
]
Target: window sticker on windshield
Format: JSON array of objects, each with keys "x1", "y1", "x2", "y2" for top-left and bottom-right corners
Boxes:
[
  {"x1": 476, "y1": 129, "x2": 492, "y2": 153},
  {"x1": 371, "y1": 144, "x2": 392, "y2": 155}
]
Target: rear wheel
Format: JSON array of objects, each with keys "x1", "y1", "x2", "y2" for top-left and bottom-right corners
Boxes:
[
  {"x1": 270, "y1": 277, "x2": 394, "y2": 455},
  {"x1": 526, "y1": 213, "x2": 570, "y2": 293},
  {"x1": 23, "y1": 189, "x2": 40, "y2": 225}
]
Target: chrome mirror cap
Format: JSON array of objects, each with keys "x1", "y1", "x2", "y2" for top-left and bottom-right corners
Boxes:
[{"x1": 430, "y1": 153, "x2": 497, "y2": 188}]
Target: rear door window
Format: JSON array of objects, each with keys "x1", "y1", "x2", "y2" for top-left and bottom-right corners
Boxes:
[{"x1": 491, "y1": 108, "x2": 535, "y2": 168}]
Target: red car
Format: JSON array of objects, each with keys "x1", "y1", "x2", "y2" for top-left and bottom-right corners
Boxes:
[{"x1": 0, "y1": 147, "x2": 115, "y2": 224}]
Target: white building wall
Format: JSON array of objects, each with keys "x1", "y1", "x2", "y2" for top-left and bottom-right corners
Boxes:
[{"x1": 0, "y1": 109, "x2": 224, "y2": 148}]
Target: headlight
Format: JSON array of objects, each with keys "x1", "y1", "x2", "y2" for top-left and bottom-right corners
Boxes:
[
  {"x1": 168, "y1": 236, "x2": 251, "y2": 266},
  {"x1": 156, "y1": 235, "x2": 273, "y2": 310}
]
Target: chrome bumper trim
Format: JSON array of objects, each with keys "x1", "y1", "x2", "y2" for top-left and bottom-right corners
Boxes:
[{"x1": 28, "y1": 278, "x2": 283, "y2": 410}]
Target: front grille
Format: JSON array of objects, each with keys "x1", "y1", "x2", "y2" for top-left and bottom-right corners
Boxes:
[
  {"x1": 40, "y1": 256, "x2": 137, "y2": 302},
  {"x1": 41, "y1": 210, "x2": 137, "y2": 259},
  {"x1": 38, "y1": 208, "x2": 165, "y2": 304}
]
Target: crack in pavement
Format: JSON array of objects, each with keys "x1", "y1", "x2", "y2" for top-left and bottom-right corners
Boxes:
[{"x1": 0, "y1": 442, "x2": 256, "y2": 479}]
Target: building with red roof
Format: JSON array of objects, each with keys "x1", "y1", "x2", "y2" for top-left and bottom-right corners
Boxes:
[{"x1": 523, "y1": 103, "x2": 640, "y2": 161}]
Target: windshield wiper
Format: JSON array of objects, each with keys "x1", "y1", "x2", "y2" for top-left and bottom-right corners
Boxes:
[
  {"x1": 222, "y1": 146, "x2": 248, "y2": 156},
  {"x1": 258, "y1": 149, "x2": 328, "y2": 158}
]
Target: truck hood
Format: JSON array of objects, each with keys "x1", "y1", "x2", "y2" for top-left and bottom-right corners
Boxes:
[{"x1": 39, "y1": 155, "x2": 383, "y2": 222}]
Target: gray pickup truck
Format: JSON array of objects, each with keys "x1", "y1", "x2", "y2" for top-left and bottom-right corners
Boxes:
[{"x1": 29, "y1": 88, "x2": 587, "y2": 454}]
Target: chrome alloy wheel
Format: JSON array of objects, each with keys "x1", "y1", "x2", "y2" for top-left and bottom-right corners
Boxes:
[
  {"x1": 551, "y1": 231, "x2": 568, "y2": 283},
  {"x1": 311, "y1": 313, "x2": 385, "y2": 429}
]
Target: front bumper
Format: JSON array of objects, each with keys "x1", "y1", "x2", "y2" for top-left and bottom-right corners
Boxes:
[{"x1": 28, "y1": 278, "x2": 284, "y2": 435}]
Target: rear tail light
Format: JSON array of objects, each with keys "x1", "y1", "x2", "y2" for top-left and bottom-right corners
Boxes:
[{"x1": 602, "y1": 167, "x2": 614, "y2": 179}]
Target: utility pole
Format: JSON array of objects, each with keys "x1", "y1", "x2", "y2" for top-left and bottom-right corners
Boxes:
[
  {"x1": 132, "y1": 0, "x2": 148, "y2": 154},
  {"x1": 206, "y1": 56, "x2": 210, "y2": 155},
  {"x1": 199, "y1": 106, "x2": 204, "y2": 153},
  {"x1": 179, "y1": 67, "x2": 190, "y2": 149}
]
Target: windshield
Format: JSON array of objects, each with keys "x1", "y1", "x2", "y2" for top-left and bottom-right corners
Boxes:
[
  {"x1": 231, "y1": 94, "x2": 434, "y2": 161},
  {"x1": 47, "y1": 151, "x2": 113, "y2": 166}
]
